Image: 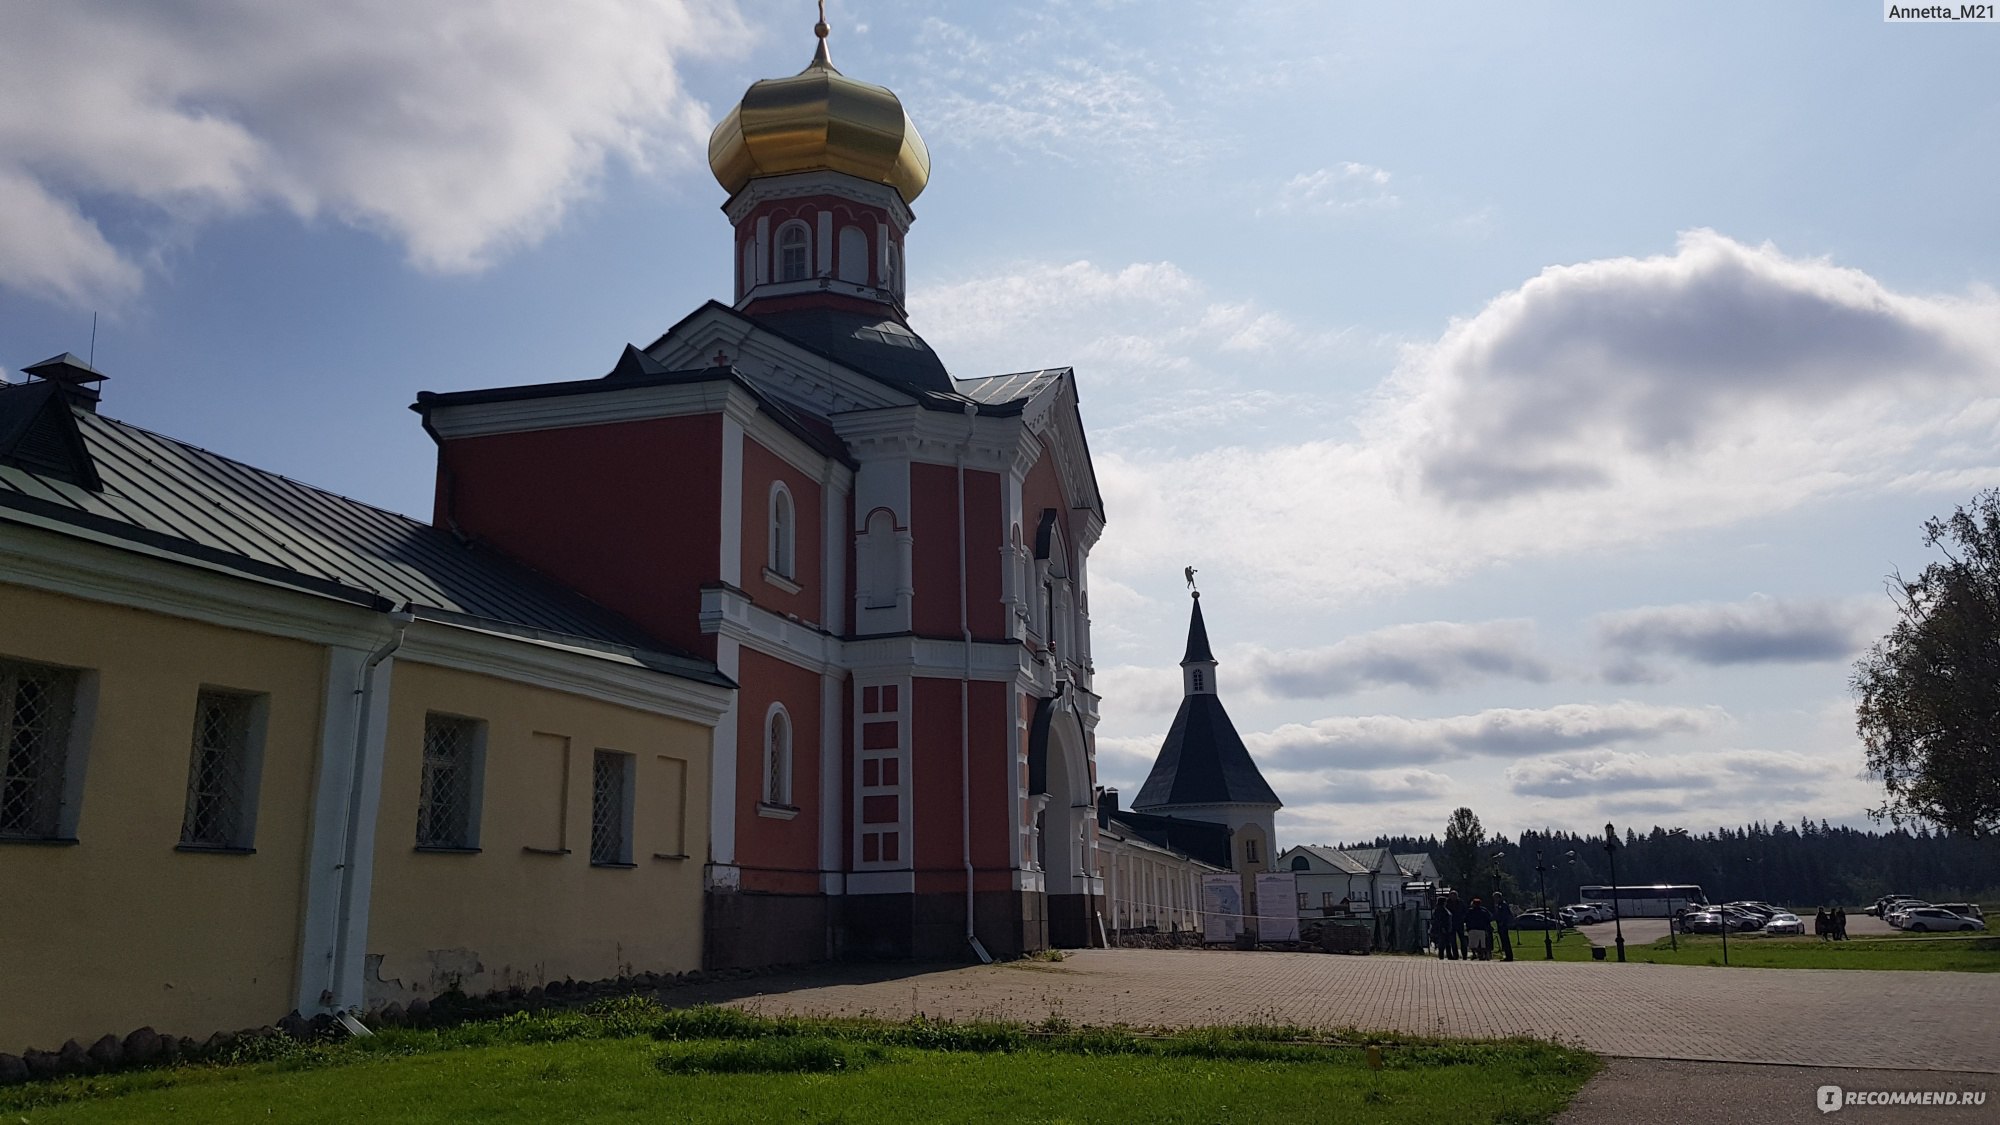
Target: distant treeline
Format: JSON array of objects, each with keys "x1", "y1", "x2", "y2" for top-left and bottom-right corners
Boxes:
[{"x1": 1346, "y1": 821, "x2": 2000, "y2": 909}]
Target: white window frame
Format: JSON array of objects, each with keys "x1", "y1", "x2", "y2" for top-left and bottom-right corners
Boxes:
[
  {"x1": 178, "y1": 687, "x2": 269, "y2": 851},
  {"x1": 777, "y1": 221, "x2": 811, "y2": 282},
  {"x1": 416, "y1": 712, "x2": 486, "y2": 851},
  {"x1": 768, "y1": 481, "x2": 796, "y2": 580}
]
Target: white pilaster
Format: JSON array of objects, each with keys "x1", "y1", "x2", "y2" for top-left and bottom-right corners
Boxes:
[
  {"x1": 708, "y1": 637, "x2": 742, "y2": 878},
  {"x1": 297, "y1": 645, "x2": 397, "y2": 1013},
  {"x1": 816, "y1": 210, "x2": 834, "y2": 276},
  {"x1": 720, "y1": 414, "x2": 745, "y2": 588},
  {"x1": 819, "y1": 669, "x2": 844, "y2": 894}
]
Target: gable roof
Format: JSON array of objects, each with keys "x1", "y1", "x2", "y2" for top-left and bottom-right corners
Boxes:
[
  {"x1": 1102, "y1": 807, "x2": 1233, "y2": 870},
  {"x1": 0, "y1": 402, "x2": 728, "y2": 687}
]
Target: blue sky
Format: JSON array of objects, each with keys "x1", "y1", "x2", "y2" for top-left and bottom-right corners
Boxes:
[{"x1": 4, "y1": 2, "x2": 1997, "y2": 846}]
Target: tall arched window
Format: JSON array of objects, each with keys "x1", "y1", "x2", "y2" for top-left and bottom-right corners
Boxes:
[
  {"x1": 765, "y1": 705, "x2": 792, "y2": 806},
  {"x1": 777, "y1": 222, "x2": 810, "y2": 282},
  {"x1": 884, "y1": 241, "x2": 902, "y2": 294},
  {"x1": 769, "y1": 482, "x2": 795, "y2": 579}
]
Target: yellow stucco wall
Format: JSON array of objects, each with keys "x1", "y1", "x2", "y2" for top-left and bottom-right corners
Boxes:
[
  {"x1": 0, "y1": 584, "x2": 326, "y2": 1053},
  {"x1": 366, "y1": 660, "x2": 711, "y2": 1005}
]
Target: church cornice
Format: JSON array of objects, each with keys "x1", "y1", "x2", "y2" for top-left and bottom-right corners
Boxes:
[{"x1": 722, "y1": 171, "x2": 913, "y2": 230}]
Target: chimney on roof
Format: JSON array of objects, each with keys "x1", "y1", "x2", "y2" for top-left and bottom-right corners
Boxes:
[{"x1": 21, "y1": 353, "x2": 107, "y2": 413}]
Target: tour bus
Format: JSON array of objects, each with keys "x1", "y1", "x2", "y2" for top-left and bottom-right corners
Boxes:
[{"x1": 1578, "y1": 884, "x2": 1708, "y2": 917}]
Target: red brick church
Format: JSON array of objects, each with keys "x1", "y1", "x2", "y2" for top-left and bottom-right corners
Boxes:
[{"x1": 413, "y1": 16, "x2": 1106, "y2": 964}]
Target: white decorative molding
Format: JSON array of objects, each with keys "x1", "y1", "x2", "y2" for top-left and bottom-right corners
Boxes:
[
  {"x1": 424, "y1": 381, "x2": 735, "y2": 439},
  {"x1": 722, "y1": 170, "x2": 913, "y2": 231},
  {"x1": 700, "y1": 585, "x2": 845, "y2": 675},
  {"x1": 0, "y1": 519, "x2": 384, "y2": 649}
]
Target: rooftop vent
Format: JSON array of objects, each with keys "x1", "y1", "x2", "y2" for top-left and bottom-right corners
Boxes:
[{"x1": 21, "y1": 353, "x2": 107, "y2": 413}]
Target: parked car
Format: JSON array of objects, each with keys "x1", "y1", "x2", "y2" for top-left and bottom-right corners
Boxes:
[
  {"x1": 1871, "y1": 895, "x2": 1919, "y2": 917},
  {"x1": 1564, "y1": 903, "x2": 1613, "y2": 924},
  {"x1": 1887, "y1": 903, "x2": 1935, "y2": 929},
  {"x1": 1900, "y1": 908, "x2": 1984, "y2": 933},
  {"x1": 1764, "y1": 911, "x2": 1805, "y2": 935},
  {"x1": 1512, "y1": 911, "x2": 1565, "y2": 931},
  {"x1": 1877, "y1": 897, "x2": 1926, "y2": 919},
  {"x1": 1935, "y1": 902, "x2": 1986, "y2": 922}
]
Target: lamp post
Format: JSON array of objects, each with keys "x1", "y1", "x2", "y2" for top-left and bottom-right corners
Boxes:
[
  {"x1": 1603, "y1": 822, "x2": 1626, "y2": 962},
  {"x1": 1534, "y1": 850, "x2": 1554, "y2": 960}
]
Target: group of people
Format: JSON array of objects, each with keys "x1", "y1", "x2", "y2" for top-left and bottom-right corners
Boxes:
[
  {"x1": 1427, "y1": 891, "x2": 1515, "y2": 961},
  {"x1": 1815, "y1": 905, "x2": 1850, "y2": 940}
]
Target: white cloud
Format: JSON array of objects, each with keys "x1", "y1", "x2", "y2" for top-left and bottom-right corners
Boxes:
[
  {"x1": 919, "y1": 233, "x2": 2000, "y2": 608},
  {"x1": 1240, "y1": 620, "x2": 1554, "y2": 699},
  {"x1": 0, "y1": 0, "x2": 750, "y2": 304},
  {"x1": 1401, "y1": 229, "x2": 2000, "y2": 504},
  {"x1": 1273, "y1": 163, "x2": 1399, "y2": 214},
  {"x1": 1249, "y1": 701, "x2": 1726, "y2": 770},
  {"x1": 1593, "y1": 594, "x2": 1888, "y2": 682},
  {"x1": 1275, "y1": 767, "x2": 1455, "y2": 805},
  {"x1": 1505, "y1": 748, "x2": 1838, "y2": 799}
]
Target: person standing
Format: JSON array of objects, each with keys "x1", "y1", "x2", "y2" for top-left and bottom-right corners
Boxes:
[
  {"x1": 1834, "y1": 905, "x2": 1848, "y2": 941},
  {"x1": 1465, "y1": 897, "x2": 1493, "y2": 961},
  {"x1": 1429, "y1": 898, "x2": 1453, "y2": 959},
  {"x1": 1494, "y1": 892, "x2": 1515, "y2": 962}
]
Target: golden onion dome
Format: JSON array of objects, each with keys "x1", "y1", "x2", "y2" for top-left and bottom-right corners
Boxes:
[{"x1": 707, "y1": 15, "x2": 930, "y2": 204}]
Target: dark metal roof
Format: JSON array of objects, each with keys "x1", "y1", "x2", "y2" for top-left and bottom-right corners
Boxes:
[
  {"x1": 747, "y1": 305, "x2": 957, "y2": 396},
  {"x1": 955, "y1": 368, "x2": 1066, "y2": 406},
  {"x1": 647, "y1": 302, "x2": 1038, "y2": 417},
  {"x1": 1100, "y1": 807, "x2": 1233, "y2": 870},
  {"x1": 1181, "y1": 594, "x2": 1215, "y2": 664},
  {"x1": 0, "y1": 381, "x2": 100, "y2": 488},
  {"x1": 0, "y1": 403, "x2": 728, "y2": 687},
  {"x1": 1132, "y1": 693, "x2": 1281, "y2": 810}
]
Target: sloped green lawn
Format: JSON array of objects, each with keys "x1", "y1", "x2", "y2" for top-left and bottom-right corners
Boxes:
[{"x1": 2, "y1": 1002, "x2": 1600, "y2": 1125}]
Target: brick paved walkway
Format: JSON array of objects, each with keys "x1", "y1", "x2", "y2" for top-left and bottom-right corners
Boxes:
[{"x1": 687, "y1": 949, "x2": 1998, "y2": 1073}]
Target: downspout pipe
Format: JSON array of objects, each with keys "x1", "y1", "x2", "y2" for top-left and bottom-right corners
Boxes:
[
  {"x1": 958, "y1": 403, "x2": 992, "y2": 964},
  {"x1": 326, "y1": 606, "x2": 414, "y2": 1008}
]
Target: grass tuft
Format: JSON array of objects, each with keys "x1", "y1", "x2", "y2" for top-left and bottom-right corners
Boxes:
[{"x1": 654, "y1": 1037, "x2": 880, "y2": 1075}]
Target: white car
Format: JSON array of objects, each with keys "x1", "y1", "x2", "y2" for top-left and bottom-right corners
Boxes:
[
  {"x1": 1899, "y1": 908, "x2": 1984, "y2": 933},
  {"x1": 1565, "y1": 903, "x2": 1613, "y2": 924},
  {"x1": 1764, "y1": 912, "x2": 1805, "y2": 935},
  {"x1": 1887, "y1": 903, "x2": 1934, "y2": 929}
]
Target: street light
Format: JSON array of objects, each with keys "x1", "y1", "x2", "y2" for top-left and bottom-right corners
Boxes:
[
  {"x1": 1533, "y1": 850, "x2": 1554, "y2": 960},
  {"x1": 1603, "y1": 822, "x2": 1626, "y2": 962}
]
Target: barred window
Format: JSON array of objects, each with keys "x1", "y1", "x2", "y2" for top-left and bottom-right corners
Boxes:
[
  {"x1": 180, "y1": 690, "x2": 263, "y2": 849},
  {"x1": 765, "y1": 706, "x2": 791, "y2": 807},
  {"x1": 417, "y1": 714, "x2": 484, "y2": 849},
  {"x1": 1, "y1": 658, "x2": 80, "y2": 841},
  {"x1": 591, "y1": 750, "x2": 634, "y2": 865}
]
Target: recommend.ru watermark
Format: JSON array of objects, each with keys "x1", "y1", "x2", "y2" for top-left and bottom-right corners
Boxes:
[{"x1": 1818, "y1": 1085, "x2": 1989, "y2": 1113}]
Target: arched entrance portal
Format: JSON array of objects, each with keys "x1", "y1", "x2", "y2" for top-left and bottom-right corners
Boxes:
[{"x1": 1037, "y1": 695, "x2": 1099, "y2": 948}]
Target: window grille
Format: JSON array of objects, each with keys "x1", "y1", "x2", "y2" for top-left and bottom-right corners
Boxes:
[
  {"x1": 180, "y1": 690, "x2": 256, "y2": 847},
  {"x1": 0, "y1": 658, "x2": 78, "y2": 840},
  {"x1": 417, "y1": 714, "x2": 479, "y2": 848},
  {"x1": 1244, "y1": 838, "x2": 1261, "y2": 865},
  {"x1": 592, "y1": 750, "x2": 630, "y2": 864},
  {"x1": 766, "y1": 709, "x2": 790, "y2": 806},
  {"x1": 1192, "y1": 668, "x2": 1204, "y2": 691}
]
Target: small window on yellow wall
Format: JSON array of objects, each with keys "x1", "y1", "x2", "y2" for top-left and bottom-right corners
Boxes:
[
  {"x1": 417, "y1": 713, "x2": 485, "y2": 850},
  {"x1": 591, "y1": 749, "x2": 634, "y2": 866},
  {"x1": 179, "y1": 689, "x2": 266, "y2": 850},
  {"x1": 0, "y1": 656, "x2": 85, "y2": 842}
]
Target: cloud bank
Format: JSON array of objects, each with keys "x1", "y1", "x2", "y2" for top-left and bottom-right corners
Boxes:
[
  {"x1": 1249, "y1": 701, "x2": 1725, "y2": 770},
  {"x1": 1593, "y1": 594, "x2": 1884, "y2": 682},
  {"x1": 0, "y1": 0, "x2": 749, "y2": 304}
]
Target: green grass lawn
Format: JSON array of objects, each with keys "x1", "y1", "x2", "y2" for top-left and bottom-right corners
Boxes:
[
  {"x1": 0, "y1": 1002, "x2": 1601, "y2": 1125},
  {"x1": 1579, "y1": 934, "x2": 1999, "y2": 971}
]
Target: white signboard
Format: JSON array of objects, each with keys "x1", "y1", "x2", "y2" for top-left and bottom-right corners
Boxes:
[
  {"x1": 1255, "y1": 873, "x2": 1300, "y2": 942},
  {"x1": 1201, "y1": 873, "x2": 1243, "y2": 943}
]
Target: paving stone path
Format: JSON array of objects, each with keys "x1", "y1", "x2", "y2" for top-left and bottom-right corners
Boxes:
[{"x1": 686, "y1": 948, "x2": 1998, "y2": 1073}]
